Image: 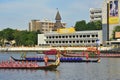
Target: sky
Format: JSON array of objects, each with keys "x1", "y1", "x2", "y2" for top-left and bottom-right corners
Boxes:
[{"x1": 0, "y1": 0, "x2": 103, "y2": 30}]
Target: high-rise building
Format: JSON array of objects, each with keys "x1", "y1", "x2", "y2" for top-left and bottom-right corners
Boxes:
[
  {"x1": 90, "y1": 8, "x2": 102, "y2": 22},
  {"x1": 29, "y1": 20, "x2": 40, "y2": 32},
  {"x1": 29, "y1": 19, "x2": 56, "y2": 33},
  {"x1": 102, "y1": 0, "x2": 120, "y2": 42}
]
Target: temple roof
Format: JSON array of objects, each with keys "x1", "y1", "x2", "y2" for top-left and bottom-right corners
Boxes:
[
  {"x1": 53, "y1": 10, "x2": 64, "y2": 31},
  {"x1": 55, "y1": 11, "x2": 61, "y2": 20}
]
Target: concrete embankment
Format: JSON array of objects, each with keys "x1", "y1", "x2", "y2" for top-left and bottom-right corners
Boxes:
[{"x1": 0, "y1": 46, "x2": 113, "y2": 52}]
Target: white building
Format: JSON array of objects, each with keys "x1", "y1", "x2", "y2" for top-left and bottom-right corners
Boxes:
[
  {"x1": 90, "y1": 8, "x2": 102, "y2": 22},
  {"x1": 38, "y1": 30, "x2": 102, "y2": 47}
]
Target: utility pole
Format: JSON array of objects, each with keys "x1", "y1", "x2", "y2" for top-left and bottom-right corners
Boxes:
[{"x1": 107, "y1": 2, "x2": 109, "y2": 41}]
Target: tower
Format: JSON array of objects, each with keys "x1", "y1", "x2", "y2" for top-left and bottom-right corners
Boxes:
[{"x1": 53, "y1": 10, "x2": 64, "y2": 31}]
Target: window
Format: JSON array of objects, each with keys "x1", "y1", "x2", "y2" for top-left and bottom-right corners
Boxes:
[
  {"x1": 92, "y1": 40, "x2": 95, "y2": 43},
  {"x1": 59, "y1": 36, "x2": 61, "y2": 38},
  {"x1": 83, "y1": 35, "x2": 86, "y2": 37},
  {"x1": 52, "y1": 36, "x2": 54, "y2": 38},
  {"x1": 80, "y1": 41, "x2": 83, "y2": 43},
  {"x1": 96, "y1": 35, "x2": 98, "y2": 37},
  {"x1": 69, "y1": 36, "x2": 71, "y2": 38},
  {"x1": 88, "y1": 40, "x2": 90, "y2": 43},
  {"x1": 73, "y1": 41, "x2": 75, "y2": 43},
  {"x1": 80, "y1": 35, "x2": 82, "y2": 38},
  {"x1": 76, "y1": 35, "x2": 78, "y2": 38},
  {"x1": 66, "y1": 36, "x2": 68, "y2": 38},
  {"x1": 87, "y1": 35, "x2": 90, "y2": 37},
  {"x1": 92, "y1": 35, "x2": 95, "y2": 37},
  {"x1": 62, "y1": 36, "x2": 65, "y2": 38},
  {"x1": 73, "y1": 35, "x2": 75, "y2": 38},
  {"x1": 77, "y1": 40, "x2": 79, "y2": 43}
]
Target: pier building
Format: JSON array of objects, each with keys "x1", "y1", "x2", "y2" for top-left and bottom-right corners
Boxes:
[{"x1": 38, "y1": 29, "x2": 102, "y2": 47}]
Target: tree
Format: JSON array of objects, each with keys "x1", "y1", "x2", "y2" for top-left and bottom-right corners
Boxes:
[
  {"x1": 74, "y1": 20, "x2": 87, "y2": 31},
  {"x1": 0, "y1": 28, "x2": 38, "y2": 46},
  {"x1": 87, "y1": 21, "x2": 96, "y2": 30},
  {"x1": 2, "y1": 28, "x2": 14, "y2": 41},
  {"x1": 94, "y1": 20, "x2": 102, "y2": 30},
  {"x1": 0, "y1": 31, "x2": 4, "y2": 46},
  {"x1": 74, "y1": 20, "x2": 102, "y2": 31}
]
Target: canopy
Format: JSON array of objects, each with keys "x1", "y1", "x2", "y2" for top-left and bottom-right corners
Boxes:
[{"x1": 43, "y1": 49, "x2": 57, "y2": 55}]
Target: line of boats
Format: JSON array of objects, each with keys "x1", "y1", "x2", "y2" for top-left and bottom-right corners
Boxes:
[{"x1": 0, "y1": 49, "x2": 101, "y2": 70}]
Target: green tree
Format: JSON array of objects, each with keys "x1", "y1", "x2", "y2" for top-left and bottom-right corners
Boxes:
[
  {"x1": 74, "y1": 20, "x2": 102, "y2": 31},
  {"x1": 94, "y1": 20, "x2": 102, "y2": 30},
  {"x1": 0, "y1": 31, "x2": 4, "y2": 46},
  {"x1": 74, "y1": 20, "x2": 87, "y2": 31},
  {"x1": 13, "y1": 30, "x2": 22, "y2": 46},
  {"x1": 87, "y1": 21, "x2": 96, "y2": 30},
  {"x1": 2, "y1": 28, "x2": 14, "y2": 41},
  {"x1": 0, "y1": 28, "x2": 38, "y2": 46}
]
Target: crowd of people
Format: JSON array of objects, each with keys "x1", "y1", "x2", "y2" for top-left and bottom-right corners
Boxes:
[{"x1": 0, "y1": 60, "x2": 39, "y2": 68}]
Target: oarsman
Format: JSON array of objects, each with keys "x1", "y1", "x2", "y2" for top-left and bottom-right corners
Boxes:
[{"x1": 44, "y1": 55, "x2": 48, "y2": 66}]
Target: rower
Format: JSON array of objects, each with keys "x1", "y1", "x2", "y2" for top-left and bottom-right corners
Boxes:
[
  {"x1": 85, "y1": 52, "x2": 89, "y2": 60},
  {"x1": 44, "y1": 55, "x2": 48, "y2": 66}
]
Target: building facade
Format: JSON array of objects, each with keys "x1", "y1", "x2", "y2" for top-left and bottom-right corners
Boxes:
[
  {"x1": 29, "y1": 19, "x2": 66, "y2": 33},
  {"x1": 29, "y1": 11, "x2": 66, "y2": 33},
  {"x1": 102, "y1": 0, "x2": 120, "y2": 42},
  {"x1": 90, "y1": 8, "x2": 102, "y2": 22},
  {"x1": 38, "y1": 30, "x2": 102, "y2": 47}
]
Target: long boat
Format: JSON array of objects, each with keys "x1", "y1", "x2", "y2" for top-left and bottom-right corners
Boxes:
[
  {"x1": 0, "y1": 58, "x2": 60, "y2": 70},
  {"x1": 11, "y1": 56, "x2": 55, "y2": 62},
  {"x1": 11, "y1": 56, "x2": 100, "y2": 63},
  {"x1": 61, "y1": 53, "x2": 120, "y2": 58}
]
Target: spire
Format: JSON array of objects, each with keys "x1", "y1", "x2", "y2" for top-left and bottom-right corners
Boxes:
[
  {"x1": 55, "y1": 10, "x2": 61, "y2": 20},
  {"x1": 53, "y1": 9, "x2": 64, "y2": 31},
  {"x1": 55, "y1": 8, "x2": 61, "y2": 20}
]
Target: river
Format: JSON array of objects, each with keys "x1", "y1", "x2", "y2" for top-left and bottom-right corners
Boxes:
[{"x1": 0, "y1": 52, "x2": 120, "y2": 80}]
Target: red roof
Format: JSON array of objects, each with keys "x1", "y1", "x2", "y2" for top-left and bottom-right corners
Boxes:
[{"x1": 43, "y1": 49, "x2": 57, "y2": 55}]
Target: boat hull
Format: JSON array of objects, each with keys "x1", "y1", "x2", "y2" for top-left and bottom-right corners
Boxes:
[
  {"x1": 11, "y1": 56, "x2": 99, "y2": 63},
  {"x1": 0, "y1": 57, "x2": 60, "y2": 70},
  {"x1": 0, "y1": 64, "x2": 57, "y2": 70}
]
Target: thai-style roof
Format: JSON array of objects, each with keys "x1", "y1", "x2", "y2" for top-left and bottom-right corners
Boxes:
[
  {"x1": 53, "y1": 11, "x2": 64, "y2": 31},
  {"x1": 55, "y1": 11, "x2": 61, "y2": 20}
]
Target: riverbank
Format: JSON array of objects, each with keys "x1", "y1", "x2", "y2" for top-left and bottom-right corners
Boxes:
[{"x1": 0, "y1": 46, "x2": 114, "y2": 52}]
